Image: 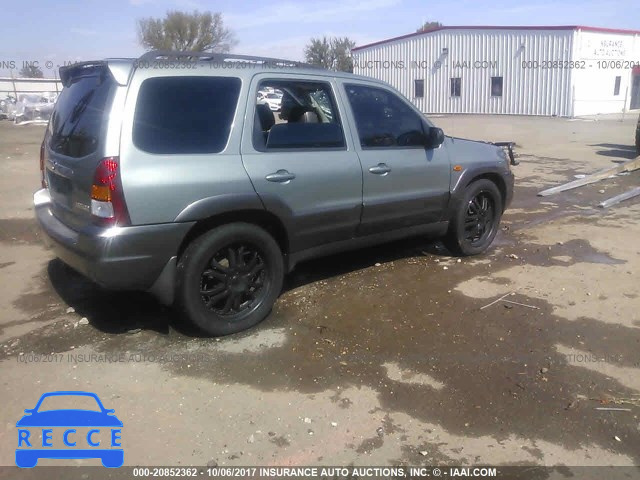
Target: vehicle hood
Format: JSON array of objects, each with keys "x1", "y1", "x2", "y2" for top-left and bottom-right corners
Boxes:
[{"x1": 16, "y1": 410, "x2": 123, "y2": 427}]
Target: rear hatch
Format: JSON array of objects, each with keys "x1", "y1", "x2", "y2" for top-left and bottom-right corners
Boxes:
[{"x1": 44, "y1": 63, "x2": 117, "y2": 231}]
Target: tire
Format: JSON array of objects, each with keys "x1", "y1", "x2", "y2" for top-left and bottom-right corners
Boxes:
[
  {"x1": 444, "y1": 179, "x2": 503, "y2": 256},
  {"x1": 176, "y1": 222, "x2": 284, "y2": 336}
]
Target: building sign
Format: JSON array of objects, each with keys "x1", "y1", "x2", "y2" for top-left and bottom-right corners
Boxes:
[{"x1": 584, "y1": 37, "x2": 628, "y2": 58}]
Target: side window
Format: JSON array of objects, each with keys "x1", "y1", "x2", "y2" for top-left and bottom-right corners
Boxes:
[
  {"x1": 133, "y1": 76, "x2": 241, "y2": 154},
  {"x1": 491, "y1": 76, "x2": 503, "y2": 97},
  {"x1": 253, "y1": 80, "x2": 344, "y2": 150},
  {"x1": 345, "y1": 84, "x2": 426, "y2": 148},
  {"x1": 450, "y1": 77, "x2": 461, "y2": 97}
]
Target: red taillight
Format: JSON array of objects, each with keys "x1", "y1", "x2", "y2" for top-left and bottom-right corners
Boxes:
[
  {"x1": 90, "y1": 157, "x2": 130, "y2": 227},
  {"x1": 39, "y1": 141, "x2": 47, "y2": 189}
]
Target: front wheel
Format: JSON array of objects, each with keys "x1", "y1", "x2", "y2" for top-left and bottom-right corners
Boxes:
[
  {"x1": 176, "y1": 223, "x2": 284, "y2": 336},
  {"x1": 444, "y1": 179, "x2": 503, "y2": 256}
]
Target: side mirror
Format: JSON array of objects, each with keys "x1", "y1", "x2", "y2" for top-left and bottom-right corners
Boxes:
[
  {"x1": 427, "y1": 127, "x2": 445, "y2": 148},
  {"x1": 24, "y1": 409, "x2": 33, "y2": 414}
]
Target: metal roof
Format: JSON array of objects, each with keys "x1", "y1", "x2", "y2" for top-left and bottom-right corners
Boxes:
[{"x1": 353, "y1": 25, "x2": 640, "y2": 52}]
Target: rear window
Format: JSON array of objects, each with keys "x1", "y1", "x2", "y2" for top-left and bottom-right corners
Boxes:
[
  {"x1": 48, "y1": 69, "x2": 115, "y2": 158},
  {"x1": 133, "y1": 76, "x2": 241, "y2": 154}
]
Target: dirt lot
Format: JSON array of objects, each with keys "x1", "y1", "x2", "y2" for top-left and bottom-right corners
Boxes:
[{"x1": 0, "y1": 114, "x2": 639, "y2": 472}]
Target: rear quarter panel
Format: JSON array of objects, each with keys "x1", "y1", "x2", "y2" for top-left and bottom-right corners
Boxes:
[{"x1": 117, "y1": 68, "x2": 257, "y2": 225}]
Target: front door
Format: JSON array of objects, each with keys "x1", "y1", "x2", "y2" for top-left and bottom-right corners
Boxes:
[{"x1": 340, "y1": 82, "x2": 451, "y2": 236}]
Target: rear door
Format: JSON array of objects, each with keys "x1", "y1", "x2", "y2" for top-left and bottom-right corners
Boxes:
[
  {"x1": 44, "y1": 64, "x2": 117, "y2": 230},
  {"x1": 339, "y1": 81, "x2": 451, "y2": 235},
  {"x1": 241, "y1": 74, "x2": 363, "y2": 253}
]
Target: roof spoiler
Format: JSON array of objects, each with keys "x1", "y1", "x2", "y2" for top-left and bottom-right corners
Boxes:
[{"x1": 59, "y1": 59, "x2": 133, "y2": 87}]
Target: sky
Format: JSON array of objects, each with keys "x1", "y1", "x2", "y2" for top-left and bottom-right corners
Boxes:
[{"x1": 1, "y1": 0, "x2": 639, "y2": 77}]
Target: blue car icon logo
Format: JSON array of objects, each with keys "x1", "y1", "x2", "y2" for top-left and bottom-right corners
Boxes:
[{"x1": 16, "y1": 391, "x2": 123, "y2": 468}]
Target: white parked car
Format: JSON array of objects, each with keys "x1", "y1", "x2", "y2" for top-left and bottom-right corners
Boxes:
[{"x1": 263, "y1": 93, "x2": 282, "y2": 111}]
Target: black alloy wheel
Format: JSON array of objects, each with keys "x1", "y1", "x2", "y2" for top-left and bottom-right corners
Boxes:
[
  {"x1": 200, "y1": 244, "x2": 267, "y2": 317},
  {"x1": 444, "y1": 179, "x2": 503, "y2": 256},
  {"x1": 176, "y1": 223, "x2": 284, "y2": 336},
  {"x1": 463, "y1": 191, "x2": 496, "y2": 247}
]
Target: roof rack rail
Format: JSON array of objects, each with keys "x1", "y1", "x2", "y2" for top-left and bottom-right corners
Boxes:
[{"x1": 137, "y1": 50, "x2": 323, "y2": 69}]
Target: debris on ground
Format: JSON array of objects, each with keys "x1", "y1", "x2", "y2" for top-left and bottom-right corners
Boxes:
[
  {"x1": 565, "y1": 400, "x2": 579, "y2": 410},
  {"x1": 537, "y1": 156, "x2": 640, "y2": 197},
  {"x1": 598, "y1": 186, "x2": 640, "y2": 208},
  {"x1": 502, "y1": 299, "x2": 540, "y2": 309},
  {"x1": 591, "y1": 395, "x2": 640, "y2": 407},
  {"x1": 481, "y1": 292, "x2": 542, "y2": 311}
]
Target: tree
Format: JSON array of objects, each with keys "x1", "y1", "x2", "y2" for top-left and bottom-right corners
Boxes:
[
  {"x1": 331, "y1": 37, "x2": 356, "y2": 73},
  {"x1": 417, "y1": 21, "x2": 443, "y2": 33},
  {"x1": 304, "y1": 37, "x2": 332, "y2": 69},
  {"x1": 19, "y1": 64, "x2": 44, "y2": 78},
  {"x1": 137, "y1": 10, "x2": 237, "y2": 52},
  {"x1": 304, "y1": 36, "x2": 356, "y2": 73}
]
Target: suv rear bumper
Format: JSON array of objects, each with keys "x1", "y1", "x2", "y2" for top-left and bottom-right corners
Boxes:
[{"x1": 34, "y1": 189, "x2": 193, "y2": 292}]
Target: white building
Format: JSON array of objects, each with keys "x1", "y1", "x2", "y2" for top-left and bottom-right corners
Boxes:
[{"x1": 352, "y1": 26, "x2": 640, "y2": 117}]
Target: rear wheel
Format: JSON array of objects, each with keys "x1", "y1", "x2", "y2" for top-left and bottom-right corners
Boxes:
[
  {"x1": 176, "y1": 223, "x2": 284, "y2": 336},
  {"x1": 444, "y1": 179, "x2": 503, "y2": 256}
]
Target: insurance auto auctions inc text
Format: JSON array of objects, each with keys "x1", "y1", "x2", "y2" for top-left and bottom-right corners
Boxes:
[{"x1": 199, "y1": 466, "x2": 498, "y2": 478}]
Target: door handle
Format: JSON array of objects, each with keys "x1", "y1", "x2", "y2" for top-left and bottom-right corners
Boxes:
[
  {"x1": 368, "y1": 163, "x2": 391, "y2": 175},
  {"x1": 265, "y1": 169, "x2": 296, "y2": 183}
]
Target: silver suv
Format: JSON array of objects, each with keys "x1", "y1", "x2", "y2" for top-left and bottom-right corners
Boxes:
[{"x1": 35, "y1": 51, "x2": 514, "y2": 335}]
